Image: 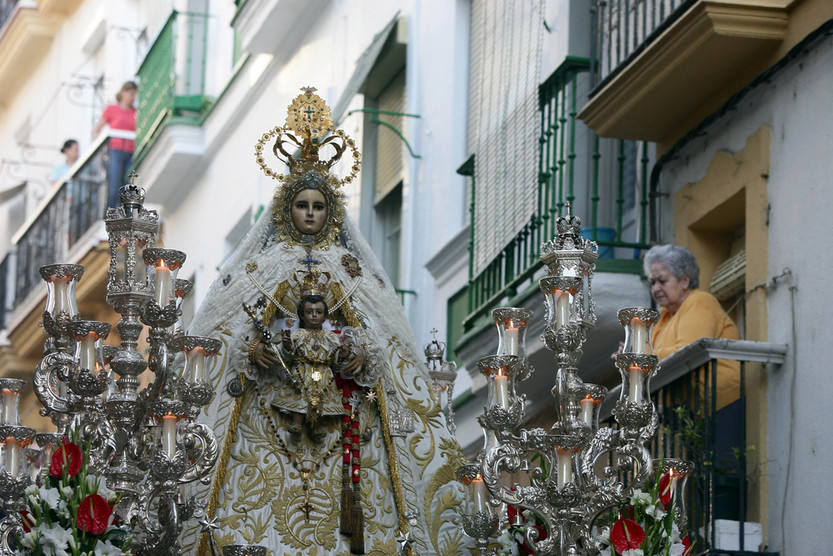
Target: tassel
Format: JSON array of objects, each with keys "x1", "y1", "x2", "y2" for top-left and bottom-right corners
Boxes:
[
  {"x1": 340, "y1": 457, "x2": 353, "y2": 534},
  {"x1": 350, "y1": 484, "x2": 364, "y2": 554}
]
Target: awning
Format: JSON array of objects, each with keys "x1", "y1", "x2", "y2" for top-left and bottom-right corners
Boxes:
[{"x1": 332, "y1": 11, "x2": 401, "y2": 124}]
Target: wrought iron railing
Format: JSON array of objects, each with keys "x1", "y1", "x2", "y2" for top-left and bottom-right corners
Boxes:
[
  {"x1": 591, "y1": 0, "x2": 696, "y2": 89},
  {"x1": 461, "y1": 57, "x2": 652, "y2": 330},
  {"x1": 7, "y1": 134, "x2": 122, "y2": 316},
  {"x1": 135, "y1": 10, "x2": 210, "y2": 160},
  {"x1": 0, "y1": 253, "x2": 9, "y2": 329},
  {"x1": 602, "y1": 338, "x2": 787, "y2": 555}
]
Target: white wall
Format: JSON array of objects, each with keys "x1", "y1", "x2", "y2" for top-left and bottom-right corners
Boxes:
[{"x1": 654, "y1": 36, "x2": 833, "y2": 555}]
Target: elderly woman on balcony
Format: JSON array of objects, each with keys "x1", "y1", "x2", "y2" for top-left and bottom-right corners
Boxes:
[{"x1": 644, "y1": 244, "x2": 739, "y2": 358}]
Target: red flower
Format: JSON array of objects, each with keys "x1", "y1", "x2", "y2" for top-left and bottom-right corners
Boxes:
[
  {"x1": 19, "y1": 510, "x2": 33, "y2": 533},
  {"x1": 610, "y1": 518, "x2": 645, "y2": 554},
  {"x1": 659, "y1": 471, "x2": 673, "y2": 508},
  {"x1": 49, "y1": 441, "x2": 82, "y2": 478},
  {"x1": 76, "y1": 493, "x2": 112, "y2": 535},
  {"x1": 682, "y1": 534, "x2": 693, "y2": 555}
]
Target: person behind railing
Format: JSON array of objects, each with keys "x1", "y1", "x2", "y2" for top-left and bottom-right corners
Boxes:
[
  {"x1": 92, "y1": 80, "x2": 137, "y2": 207},
  {"x1": 644, "y1": 244, "x2": 739, "y2": 357},
  {"x1": 51, "y1": 139, "x2": 79, "y2": 186}
]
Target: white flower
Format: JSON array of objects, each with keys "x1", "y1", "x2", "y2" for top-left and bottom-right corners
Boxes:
[
  {"x1": 39, "y1": 523, "x2": 73, "y2": 556},
  {"x1": 56, "y1": 498, "x2": 71, "y2": 519},
  {"x1": 670, "y1": 521, "x2": 681, "y2": 543},
  {"x1": 18, "y1": 531, "x2": 38, "y2": 549},
  {"x1": 669, "y1": 542, "x2": 688, "y2": 556},
  {"x1": 61, "y1": 485, "x2": 74, "y2": 498},
  {"x1": 622, "y1": 549, "x2": 644, "y2": 556},
  {"x1": 24, "y1": 484, "x2": 38, "y2": 496},
  {"x1": 86, "y1": 473, "x2": 116, "y2": 501},
  {"x1": 39, "y1": 486, "x2": 62, "y2": 510},
  {"x1": 598, "y1": 548, "x2": 612, "y2": 556},
  {"x1": 629, "y1": 489, "x2": 651, "y2": 506},
  {"x1": 645, "y1": 504, "x2": 666, "y2": 520},
  {"x1": 94, "y1": 540, "x2": 125, "y2": 556}
]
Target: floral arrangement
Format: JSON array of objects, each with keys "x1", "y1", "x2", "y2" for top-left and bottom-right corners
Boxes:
[
  {"x1": 597, "y1": 468, "x2": 693, "y2": 556},
  {"x1": 16, "y1": 436, "x2": 130, "y2": 556}
]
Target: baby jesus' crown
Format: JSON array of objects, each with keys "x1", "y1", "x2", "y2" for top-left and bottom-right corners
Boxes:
[
  {"x1": 299, "y1": 268, "x2": 330, "y2": 299},
  {"x1": 254, "y1": 87, "x2": 361, "y2": 187}
]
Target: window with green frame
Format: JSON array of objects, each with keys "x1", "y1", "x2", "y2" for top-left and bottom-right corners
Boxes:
[{"x1": 446, "y1": 285, "x2": 468, "y2": 366}]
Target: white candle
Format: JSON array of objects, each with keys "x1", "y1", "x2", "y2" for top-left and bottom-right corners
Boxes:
[
  {"x1": 505, "y1": 327, "x2": 519, "y2": 356},
  {"x1": 579, "y1": 395, "x2": 595, "y2": 427},
  {"x1": 628, "y1": 365, "x2": 643, "y2": 402},
  {"x1": 556, "y1": 290, "x2": 570, "y2": 328},
  {"x1": 154, "y1": 260, "x2": 171, "y2": 306},
  {"x1": 77, "y1": 334, "x2": 97, "y2": 372},
  {"x1": 53, "y1": 276, "x2": 72, "y2": 315},
  {"x1": 493, "y1": 374, "x2": 510, "y2": 409},
  {"x1": 5, "y1": 439, "x2": 19, "y2": 476},
  {"x1": 556, "y1": 447, "x2": 573, "y2": 487},
  {"x1": 161, "y1": 415, "x2": 177, "y2": 459},
  {"x1": 470, "y1": 475, "x2": 489, "y2": 514},
  {"x1": 185, "y1": 347, "x2": 207, "y2": 383},
  {"x1": 631, "y1": 318, "x2": 648, "y2": 354},
  {"x1": 1, "y1": 389, "x2": 18, "y2": 425}
]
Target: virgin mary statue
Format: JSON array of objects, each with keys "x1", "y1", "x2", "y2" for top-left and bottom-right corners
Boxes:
[{"x1": 178, "y1": 89, "x2": 470, "y2": 555}]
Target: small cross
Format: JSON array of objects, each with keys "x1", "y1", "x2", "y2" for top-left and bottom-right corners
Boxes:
[
  {"x1": 304, "y1": 105, "x2": 315, "y2": 121},
  {"x1": 300, "y1": 253, "x2": 320, "y2": 271},
  {"x1": 127, "y1": 170, "x2": 138, "y2": 185},
  {"x1": 564, "y1": 201, "x2": 572, "y2": 216},
  {"x1": 301, "y1": 86, "x2": 318, "y2": 95},
  {"x1": 430, "y1": 328, "x2": 439, "y2": 340},
  {"x1": 302, "y1": 501, "x2": 314, "y2": 522}
]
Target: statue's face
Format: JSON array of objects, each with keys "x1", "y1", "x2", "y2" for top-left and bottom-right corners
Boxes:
[
  {"x1": 291, "y1": 189, "x2": 327, "y2": 235},
  {"x1": 301, "y1": 301, "x2": 327, "y2": 328}
]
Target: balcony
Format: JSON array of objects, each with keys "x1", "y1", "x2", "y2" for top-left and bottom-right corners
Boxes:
[
  {"x1": 133, "y1": 10, "x2": 210, "y2": 206},
  {"x1": 232, "y1": 0, "x2": 328, "y2": 55},
  {"x1": 601, "y1": 338, "x2": 787, "y2": 554},
  {"x1": 579, "y1": 0, "x2": 796, "y2": 143},
  {"x1": 1, "y1": 132, "x2": 126, "y2": 359}
]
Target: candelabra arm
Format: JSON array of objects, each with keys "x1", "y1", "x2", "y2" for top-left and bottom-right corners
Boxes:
[
  {"x1": 0, "y1": 515, "x2": 22, "y2": 556},
  {"x1": 33, "y1": 352, "x2": 75, "y2": 415},
  {"x1": 178, "y1": 422, "x2": 219, "y2": 485}
]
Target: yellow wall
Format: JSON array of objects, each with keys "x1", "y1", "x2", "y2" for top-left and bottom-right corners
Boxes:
[{"x1": 672, "y1": 125, "x2": 770, "y2": 526}]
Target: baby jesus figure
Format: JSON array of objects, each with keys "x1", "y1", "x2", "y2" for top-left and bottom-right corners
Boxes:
[{"x1": 278, "y1": 295, "x2": 361, "y2": 434}]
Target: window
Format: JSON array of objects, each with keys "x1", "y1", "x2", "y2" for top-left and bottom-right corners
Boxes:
[{"x1": 375, "y1": 183, "x2": 402, "y2": 287}]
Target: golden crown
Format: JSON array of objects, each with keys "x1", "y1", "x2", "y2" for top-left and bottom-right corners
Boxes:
[
  {"x1": 254, "y1": 87, "x2": 361, "y2": 187},
  {"x1": 298, "y1": 268, "x2": 330, "y2": 299}
]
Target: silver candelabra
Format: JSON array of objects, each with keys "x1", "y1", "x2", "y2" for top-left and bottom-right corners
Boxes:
[
  {"x1": 457, "y1": 210, "x2": 665, "y2": 555},
  {"x1": 0, "y1": 177, "x2": 220, "y2": 554}
]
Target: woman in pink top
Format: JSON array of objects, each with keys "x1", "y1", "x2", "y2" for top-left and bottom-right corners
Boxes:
[{"x1": 93, "y1": 81, "x2": 137, "y2": 208}]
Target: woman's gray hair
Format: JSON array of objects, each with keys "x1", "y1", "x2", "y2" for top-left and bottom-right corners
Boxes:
[{"x1": 643, "y1": 244, "x2": 699, "y2": 288}]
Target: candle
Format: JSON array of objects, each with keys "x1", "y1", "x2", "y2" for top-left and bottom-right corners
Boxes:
[
  {"x1": 628, "y1": 365, "x2": 643, "y2": 402},
  {"x1": 1, "y1": 389, "x2": 18, "y2": 425},
  {"x1": 579, "y1": 394, "x2": 594, "y2": 427},
  {"x1": 154, "y1": 259, "x2": 171, "y2": 307},
  {"x1": 470, "y1": 475, "x2": 489, "y2": 514},
  {"x1": 52, "y1": 275, "x2": 73, "y2": 315},
  {"x1": 505, "y1": 326, "x2": 519, "y2": 356},
  {"x1": 556, "y1": 447, "x2": 573, "y2": 487},
  {"x1": 631, "y1": 318, "x2": 648, "y2": 354},
  {"x1": 185, "y1": 347, "x2": 207, "y2": 383},
  {"x1": 493, "y1": 372, "x2": 510, "y2": 409},
  {"x1": 161, "y1": 415, "x2": 177, "y2": 459},
  {"x1": 556, "y1": 290, "x2": 570, "y2": 328},
  {"x1": 5, "y1": 438, "x2": 19, "y2": 476},
  {"x1": 77, "y1": 333, "x2": 98, "y2": 372}
]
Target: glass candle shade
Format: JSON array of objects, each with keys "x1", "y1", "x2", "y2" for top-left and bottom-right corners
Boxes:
[
  {"x1": 71, "y1": 321, "x2": 111, "y2": 375},
  {"x1": 35, "y1": 433, "x2": 62, "y2": 474},
  {"x1": 101, "y1": 345, "x2": 120, "y2": 402},
  {"x1": 0, "y1": 379, "x2": 24, "y2": 426},
  {"x1": 467, "y1": 474, "x2": 492, "y2": 516},
  {"x1": 175, "y1": 336, "x2": 222, "y2": 384},
  {"x1": 161, "y1": 414, "x2": 178, "y2": 459},
  {"x1": 4, "y1": 438, "x2": 21, "y2": 477},
  {"x1": 540, "y1": 276, "x2": 581, "y2": 329},
  {"x1": 40, "y1": 264, "x2": 83, "y2": 317},
  {"x1": 492, "y1": 307, "x2": 532, "y2": 358},
  {"x1": 167, "y1": 278, "x2": 194, "y2": 337},
  {"x1": 579, "y1": 384, "x2": 607, "y2": 431},
  {"x1": 113, "y1": 238, "x2": 148, "y2": 285},
  {"x1": 554, "y1": 444, "x2": 580, "y2": 488},
  {"x1": 143, "y1": 248, "x2": 186, "y2": 307},
  {"x1": 655, "y1": 459, "x2": 693, "y2": 526},
  {"x1": 615, "y1": 354, "x2": 658, "y2": 404},
  {"x1": 618, "y1": 308, "x2": 659, "y2": 355},
  {"x1": 477, "y1": 356, "x2": 518, "y2": 411}
]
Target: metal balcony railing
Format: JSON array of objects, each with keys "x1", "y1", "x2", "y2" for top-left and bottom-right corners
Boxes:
[
  {"x1": 6, "y1": 133, "x2": 129, "y2": 318},
  {"x1": 460, "y1": 57, "x2": 653, "y2": 331},
  {"x1": 0, "y1": 252, "x2": 9, "y2": 329},
  {"x1": 591, "y1": 0, "x2": 696, "y2": 90},
  {"x1": 602, "y1": 338, "x2": 787, "y2": 555},
  {"x1": 135, "y1": 10, "x2": 210, "y2": 161}
]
